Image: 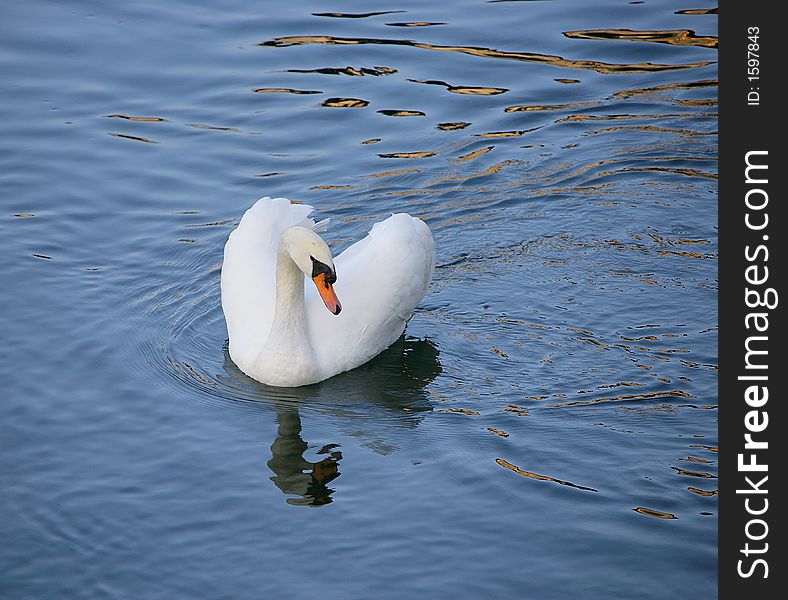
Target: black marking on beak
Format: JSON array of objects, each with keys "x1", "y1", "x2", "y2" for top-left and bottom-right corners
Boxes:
[{"x1": 310, "y1": 256, "x2": 336, "y2": 285}]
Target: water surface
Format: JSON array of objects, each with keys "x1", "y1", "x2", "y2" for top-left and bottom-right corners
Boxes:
[{"x1": 2, "y1": 1, "x2": 718, "y2": 598}]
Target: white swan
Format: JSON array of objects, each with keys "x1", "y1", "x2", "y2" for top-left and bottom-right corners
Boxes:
[{"x1": 220, "y1": 197, "x2": 436, "y2": 387}]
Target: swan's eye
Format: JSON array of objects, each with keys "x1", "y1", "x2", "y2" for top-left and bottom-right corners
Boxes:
[{"x1": 310, "y1": 256, "x2": 336, "y2": 285}]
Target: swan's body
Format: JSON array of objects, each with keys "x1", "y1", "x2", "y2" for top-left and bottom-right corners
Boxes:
[{"x1": 221, "y1": 197, "x2": 435, "y2": 387}]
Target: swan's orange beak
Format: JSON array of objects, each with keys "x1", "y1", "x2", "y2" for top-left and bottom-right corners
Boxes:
[{"x1": 312, "y1": 272, "x2": 342, "y2": 315}]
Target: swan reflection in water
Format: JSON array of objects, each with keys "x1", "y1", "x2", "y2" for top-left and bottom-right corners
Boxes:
[
  {"x1": 222, "y1": 335, "x2": 441, "y2": 506},
  {"x1": 267, "y1": 407, "x2": 343, "y2": 506}
]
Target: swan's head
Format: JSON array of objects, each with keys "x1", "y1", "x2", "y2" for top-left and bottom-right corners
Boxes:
[{"x1": 282, "y1": 226, "x2": 342, "y2": 315}]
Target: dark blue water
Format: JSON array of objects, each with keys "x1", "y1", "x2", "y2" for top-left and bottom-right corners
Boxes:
[{"x1": 2, "y1": 1, "x2": 717, "y2": 598}]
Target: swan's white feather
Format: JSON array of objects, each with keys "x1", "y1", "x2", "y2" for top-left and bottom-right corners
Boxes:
[
  {"x1": 220, "y1": 197, "x2": 313, "y2": 371},
  {"x1": 310, "y1": 218, "x2": 331, "y2": 233},
  {"x1": 306, "y1": 212, "x2": 435, "y2": 376},
  {"x1": 220, "y1": 197, "x2": 435, "y2": 386}
]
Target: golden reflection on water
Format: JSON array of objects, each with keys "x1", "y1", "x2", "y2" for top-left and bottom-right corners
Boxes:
[
  {"x1": 552, "y1": 389, "x2": 695, "y2": 408},
  {"x1": 377, "y1": 109, "x2": 426, "y2": 117},
  {"x1": 312, "y1": 10, "x2": 406, "y2": 19},
  {"x1": 179, "y1": 360, "x2": 215, "y2": 386},
  {"x1": 505, "y1": 102, "x2": 595, "y2": 113},
  {"x1": 378, "y1": 151, "x2": 437, "y2": 159},
  {"x1": 657, "y1": 250, "x2": 714, "y2": 259},
  {"x1": 368, "y1": 167, "x2": 422, "y2": 178},
  {"x1": 633, "y1": 507, "x2": 678, "y2": 519},
  {"x1": 690, "y1": 445, "x2": 718, "y2": 453},
  {"x1": 616, "y1": 166, "x2": 717, "y2": 179},
  {"x1": 514, "y1": 157, "x2": 717, "y2": 185},
  {"x1": 675, "y1": 98, "x2": 717, "y2": 107},
  {"x1": 586, "y1": 125, "x2": 712, "y2": 138},
  {"x1": 487, "y1": 427, "x2": 510, "y2": 437},
  {"x1": 672, "y1": 467, "x2": 716, "y2": 479},
  {"x1": 108, "y1": 132, "x2": 158, "y2": 144},
  {"x1": 684, "y1": 456, "x2": 712, "y2": 464},
  {"x1": 254, "y1": 87, "x2": 322, "y2": 94},
  {"x1": 563, "y1": 29, "x2": 717, "y2": 48},
  {"x1": 387, "y1": 22, "x2": 446, "y2": 28},
  {"x1": 475, "y1": 130, "x2": 526, "y2": 138},
  {"x1": 687, "y1": 487, "x2": 718, "y2": 496},
  {"x1": 613, "y1": 79, "x2": 717, "y2": 99},
  {"x1": 675, "y1": 8, "x2": 719, "y2": 15},
  {"x1": 496, "y1": 459, "x2": 598, "y2": 492},
  {"x1": 598, "y1": 381, "x2": 645, "y2": 388},
  {"x1": 260, "y1": 35, "x2": 714, "y2": 74},
  {"x1": 455, "y1": 146, "x2": 495, "y2": 162},
  {"x1": 438, "y1": 408, "x2": 481, "y2": 415},
  {"x1": 288, "y1": 66, "x2": 397, "y2": 76},
  {"x1": 187, "y1": 123, "x2": 240, "y2": 132},
  {"x1": 427, "y1": 160, "x2": 519, "y2": 184},
  {"x1": 557, "y1": 113, "x2": 706, "y2": 123},
  {"x1": 322, "y1": 97, "x2": 370, "y2": 107},
  {"x1": 408, "y1": 79, "x2": 509, "y2": 95},
  {"x1": 106, "y1": 114, "x2": 166, "y2": 122}
]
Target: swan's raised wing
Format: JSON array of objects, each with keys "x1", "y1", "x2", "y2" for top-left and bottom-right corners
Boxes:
[
  {"x1": 221, "y1": 197, "x2": 315, "y2": 367},
  {"x1": 305, "y1": 213, "x2": 436, "y2": 377}
]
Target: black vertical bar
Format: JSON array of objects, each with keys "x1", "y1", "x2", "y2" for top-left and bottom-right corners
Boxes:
[{"x1": 719, "y1": 2, "x2": 782, "y2": 598}]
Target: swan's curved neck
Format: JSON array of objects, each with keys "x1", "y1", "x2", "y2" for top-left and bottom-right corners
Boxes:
[
  {"x1": 251, "y1": 238, "x2": 321, "y2": 386},
  {"x1": 268, "y1": 242, "x2": 310, "y2": 344}
]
